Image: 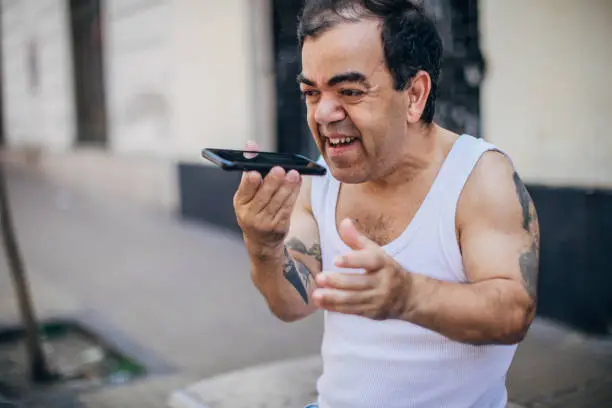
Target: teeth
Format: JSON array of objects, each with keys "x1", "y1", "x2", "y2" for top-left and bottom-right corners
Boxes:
[{"x1": 329, "y1": 137, "x2": 354, "y2": 145}]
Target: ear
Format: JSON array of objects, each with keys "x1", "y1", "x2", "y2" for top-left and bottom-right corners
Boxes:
[{"x1": 405, "y1": 71, "x2": 432, "y2": 124}]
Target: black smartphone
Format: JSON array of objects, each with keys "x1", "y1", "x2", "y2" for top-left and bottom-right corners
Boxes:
[{"x1": 201, "y1": 148, "x2": 327, "y2": 176}]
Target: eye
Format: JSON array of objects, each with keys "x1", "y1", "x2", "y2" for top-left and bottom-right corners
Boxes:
[
  {"x1": 300, "y1": 89, "x2": 320, "y2": 102},
  {"x1": 339, "y1": 89, "x2": 365, "y2": 98}
]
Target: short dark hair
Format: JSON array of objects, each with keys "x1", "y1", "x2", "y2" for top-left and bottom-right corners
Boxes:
[{"x1": 297, "y1": 0, "x2": 443, "y2": 123}]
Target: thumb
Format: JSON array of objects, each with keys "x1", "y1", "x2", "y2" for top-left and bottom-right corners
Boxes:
[
  {"x1": 244, "y1": 140, "x2": 259, "y2": 159},
  {"x1": 338, "y1": 218, "x2": 377, "y2": 251}
]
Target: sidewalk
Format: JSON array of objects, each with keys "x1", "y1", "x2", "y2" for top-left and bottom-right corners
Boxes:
[
  {"x1": 0, "y1": 165, "x2": 322, "y2": 407},
  {"x1": 1, "y1": 165, "x2": 611, "y2": 407}
]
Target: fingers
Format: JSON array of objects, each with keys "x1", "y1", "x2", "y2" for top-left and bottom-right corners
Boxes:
[
  {"x1": 338, "y1": 218, "x2": 378, "y2": 251},
  {"x1": 336, "y1": 219, "x2": 385, "y2": 272},
  {"x1": 271, "y1": 174, "x2": 302, "y2": 225},
  {"x1": 234, "y1": 171, "x2": 262, "y2": 206},
  {"x1": 234, "y1": 164, "x2": 302, "y2": 244},
  {"x1": 312, "y1": 287, "x2": 373, "y2": 308},
  {"x1": 248, "y1": 167, "x2": 290, "y2": 213},
  {"x1": 265, "y1": 170, "x2": 301, "y2": 215},
  {"x1": 334, "y1": 249, "x2": 385, "y2": 271},
  {"x1": 312, "y1": 287, "x2": 379, "y2": 316},
  {"x1": 313, "y1": 273, "x2": 376, "y2": 315},
  {"x1": 315, "y1": 271, "x2": 375, "y2": 291}
]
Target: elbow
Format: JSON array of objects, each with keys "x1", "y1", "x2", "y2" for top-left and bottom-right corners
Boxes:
[
  {"x1": 276, "y1": 311, "x2": 304, "y2": 323},
  {"x1": 464, "y1": 299, "x2": 536, "y2": 346},
  {"x1": 267, "y1": 302, "x2": 308, "y2": 323},
  {"x1": 495, "y1": 326, "x2": 528, "y2": 345},
  {"x1": 271, "y1": 308, "x2": 307, "y2": 323},
  {"x1": 495, "y1": 300, "x2": 536, "y2": 345},
  {"x1": 464, "y1": 324, "x2": 528, "y2": 346}
]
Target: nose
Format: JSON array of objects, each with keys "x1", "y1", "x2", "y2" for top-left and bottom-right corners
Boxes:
[{"x1": 314, "y1": 96, "x2": 346, "y2": 126}]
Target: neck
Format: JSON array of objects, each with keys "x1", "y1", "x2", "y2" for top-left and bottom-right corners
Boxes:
[{"x1": 364, "y1": 123, "x2": 440, "y2": 192}]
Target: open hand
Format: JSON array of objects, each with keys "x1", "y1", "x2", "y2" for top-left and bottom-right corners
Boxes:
[{"x1": 313, "y1": 219, "x2": 412, "y2": 320}]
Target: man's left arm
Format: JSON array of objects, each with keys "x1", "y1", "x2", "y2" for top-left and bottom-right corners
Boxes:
[
  {"x1": 313, "y1": 151, "x2": 539, "y2": 345},
  {"x1": 399, "y1": 151, "x2": 539, "y2": 345}
]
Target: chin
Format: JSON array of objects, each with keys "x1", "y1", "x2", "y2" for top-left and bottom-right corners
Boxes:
[{"x1": 328, "y1": 165, "x2": 368, "y2": 184}]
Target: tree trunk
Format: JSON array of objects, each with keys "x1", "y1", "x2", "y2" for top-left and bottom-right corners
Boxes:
[{"x1": 0, "y1": 163, "x2": 55, "y2": 382}]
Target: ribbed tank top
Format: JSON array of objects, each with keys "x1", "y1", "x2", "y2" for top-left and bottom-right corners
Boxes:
[{"x1": 310, "y1": 134, "x2": 518, "y2": 408}]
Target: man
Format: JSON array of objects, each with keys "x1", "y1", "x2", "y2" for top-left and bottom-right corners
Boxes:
[{"x1": 233, "y1": 1, "x2": 539, "y2": 407}]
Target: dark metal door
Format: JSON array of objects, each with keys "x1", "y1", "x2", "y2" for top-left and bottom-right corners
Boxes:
[
  {"x1": 69, "y1": 0, "x2": 108, "y2": 146},
  {"x1": 426, "y1": 0, "x2": 484, "y2": 138},
  {"x1": 272, "y1": 0, "x2": 319, "y2": 159}
]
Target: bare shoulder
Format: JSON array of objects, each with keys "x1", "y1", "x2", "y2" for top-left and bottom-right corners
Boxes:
[{"x1": 457, "y1": 150, "x2": 538, "y2": 236}]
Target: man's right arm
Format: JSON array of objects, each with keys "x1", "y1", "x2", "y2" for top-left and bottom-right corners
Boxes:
[{"x1": 248, "y1": 176, "x2": 322, "y2": 322}]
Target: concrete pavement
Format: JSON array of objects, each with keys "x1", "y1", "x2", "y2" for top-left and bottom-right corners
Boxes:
[
  {"x1": 1, "y1": 165, "x2": 611, "y2": 407},
  {"x1": 0, "y1": 164, "x2": 322, "y2": 406},
  {"x1": 0, "y1": 165, "x2": 324, "y2": 377}
]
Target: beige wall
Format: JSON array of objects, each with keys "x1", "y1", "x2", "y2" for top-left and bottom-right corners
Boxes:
[
  {"x1": 105, "y1": 0, "x2": 173, "y2": 157},
  {"x1": 170, "y1": 0, "x2": 276, "y2": 164},
  {"x1": 0, "y1": 0, "x2": 275, "y2": 211},
  {"x1": 480, "y1": 0, "x2": 612, "y2": 188},
  {"x1": 1, "y1": 0, "x2": 75, "y2": 152}
]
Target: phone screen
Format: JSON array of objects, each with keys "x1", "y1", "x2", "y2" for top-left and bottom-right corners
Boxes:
[{"x1": 215, "y1": 150, "x2": 314, "y2": 167}]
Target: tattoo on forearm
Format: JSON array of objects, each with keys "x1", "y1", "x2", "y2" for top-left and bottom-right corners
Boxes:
[
  {"x1": 286, "y1": 237, "x2": 322, "y2": 263},
  {"x1": 283, "y1": 245, "x2": 312, "y2": 304},
  {"x1": 513, "y1": 171, "x2": 540, "y2": 300}
]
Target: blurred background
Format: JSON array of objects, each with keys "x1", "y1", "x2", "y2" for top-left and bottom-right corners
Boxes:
[{"x1": 0, "y1": 0, "x2": 610, "y2": 407}]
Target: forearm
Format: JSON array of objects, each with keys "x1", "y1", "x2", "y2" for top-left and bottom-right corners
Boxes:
[
  {"x1": 402, "y1": 274, "x2": 535, "y2": 345},
  {"x1": 247, "y1": 241, "x2": 316, "y2": 322}
]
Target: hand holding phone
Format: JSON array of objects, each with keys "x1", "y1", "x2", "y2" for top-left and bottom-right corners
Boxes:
[{"x1": 231, "y1": 142, "x2": 305, "y2": 253}]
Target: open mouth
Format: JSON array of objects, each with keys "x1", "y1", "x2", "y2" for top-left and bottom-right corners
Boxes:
[{"x1": 327, "y1": 136, "x2": 358, "y2": 147}]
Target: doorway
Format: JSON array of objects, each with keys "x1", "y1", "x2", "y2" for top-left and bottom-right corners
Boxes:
[
  {"x1": 271, "y1": 0, "x2": 318, "y2": 159},
  {"x1": 68, "y1": 0, "x2": 108, "y2": 146}
]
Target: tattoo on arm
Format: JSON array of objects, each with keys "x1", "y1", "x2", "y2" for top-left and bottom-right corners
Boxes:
[
  {"x1": 286, "y1": 237, "x2": 322, "y2": 263},
  {"x1": 283, "y1": 245, "x2": 313, "y2": 304},
  {"x1": 513, "y1": 171, "x2": 540, "y2": 300},
  {"x1": 519, "y1": 247, "x2": 538, "y2": 300}
]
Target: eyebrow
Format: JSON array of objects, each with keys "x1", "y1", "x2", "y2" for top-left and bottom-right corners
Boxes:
[{"x1": 297, "y1": 71, "x2": 369, "y2": 88}]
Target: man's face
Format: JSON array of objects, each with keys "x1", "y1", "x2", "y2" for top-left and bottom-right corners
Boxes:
[{"x1": 300, "y1": 19, "x2": 410, "y2": 183}]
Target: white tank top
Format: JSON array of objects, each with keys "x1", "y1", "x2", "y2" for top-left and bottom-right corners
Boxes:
[{"x1": 310, "y1": 134, "x2": 518, "y2": 408}]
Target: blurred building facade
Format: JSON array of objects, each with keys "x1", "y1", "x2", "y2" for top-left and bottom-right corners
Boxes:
[
  {"x1": 1, "y1": 1, "x2": 611, "y2": 333},
  {"x1": 0, "y1": 0, "x2": 276, "y2": 213}
]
